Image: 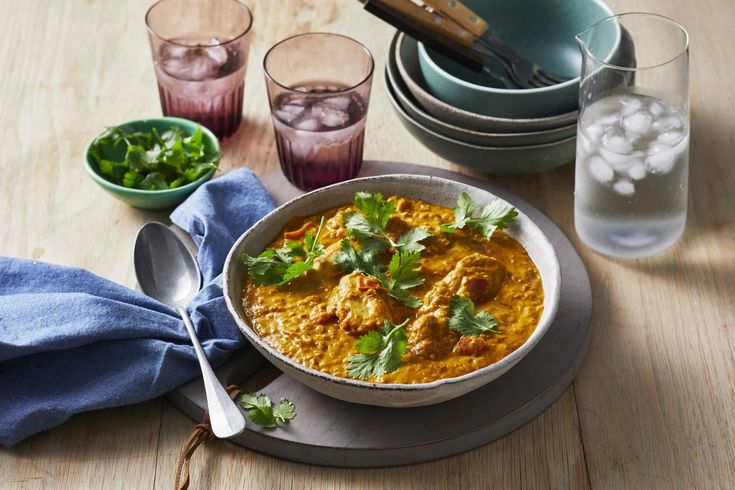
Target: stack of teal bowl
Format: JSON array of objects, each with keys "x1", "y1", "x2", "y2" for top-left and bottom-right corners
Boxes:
[{"x1": 384, "y1": 0, "x2": 616, "y2": 174}]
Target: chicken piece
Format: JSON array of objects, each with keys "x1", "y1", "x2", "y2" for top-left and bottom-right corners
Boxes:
[
  {"x1": 309, "y1": 303, "x2": 334, "y2": 324},
  {"x1": 326, "y1": 272, "x2": 394, "y2": 334},
  {"x1": 422, "y1": 253, "x2": 507, "y2": 309},
  {"x1": 407, "y1": 313, "x2": 455, "y2": 360},
  {"x1": 394, "y1": 197, "x2": 414, "y2": 213},
  {"x1": 312, "y1": 240, "x2": 342, "y2": 272},
  {"x1": 453, "y1": 336, "x2": 488, "y2": 356},
  {"x1": 409, "y1": 253, "x2": 507, "y2": 359}
]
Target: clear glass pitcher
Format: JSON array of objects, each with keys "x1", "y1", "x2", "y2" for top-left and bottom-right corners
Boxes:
[{"x1": 574, "y1": 13, "x2": 690, "y2": 259}]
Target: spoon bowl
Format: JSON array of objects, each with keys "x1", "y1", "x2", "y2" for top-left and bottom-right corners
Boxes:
[
  {"x1": 134, "y1": 222, "x2": 201, "y2": 307},
  {"x1": 134, "y1": 221, "x2": 246, "y2": 438}
]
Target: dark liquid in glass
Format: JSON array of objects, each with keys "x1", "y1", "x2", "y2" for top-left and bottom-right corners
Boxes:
[
  {"x1": 155, "y1": 39, "x2": 246, "y2": 139},
  {"x1": 271, "y1": 84, "x2": 367, "y2": 190}
]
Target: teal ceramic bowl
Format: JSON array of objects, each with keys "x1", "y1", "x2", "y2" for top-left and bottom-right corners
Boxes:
[
  {"x1": 84, "y1": 117, "x2": 220, "y2": 210},
  {"x1": 385, "y1": 69, "x2": 576, "y2": 174},
  {"x1": 417, "y1": 0, "x2": 618, "y2": 118},
  {"x1": 386, "y1": 34, "x2": 577, "y2": 147},
  {"x1": 395, "y1": 33, "x2": 578, "y2": 133}
]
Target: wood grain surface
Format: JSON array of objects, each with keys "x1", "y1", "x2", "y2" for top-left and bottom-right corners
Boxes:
[{"x1": 1, "y1": 0, "x2": 733, "y2": 489}]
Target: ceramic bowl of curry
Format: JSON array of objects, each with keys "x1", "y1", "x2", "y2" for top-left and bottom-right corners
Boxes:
[{"x1": 223, "y1": 175, "x2": 561, "y2": 407}]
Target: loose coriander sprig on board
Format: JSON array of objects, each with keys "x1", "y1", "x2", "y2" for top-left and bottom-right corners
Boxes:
[
  {"x1": 447, "y1": 295, "x2": 501, "y2": 337},
  {"x1": 238, "y1": 392, "x2": 296, "y2": 428},
  {"x1": 241, "y1": 217, "x2": 325, "y2": 286},
  {"x1": 441, "y1": 192, "x2": 518, "y2": 238},
  {"x1": 347, "y1": 319, "x2": 409, "y2": 380}
]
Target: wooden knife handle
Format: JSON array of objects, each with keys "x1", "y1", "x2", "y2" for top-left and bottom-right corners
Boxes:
[
  {"x1": 370, "y1": 0, "x2": 476, "y2": 49},
  {"x1": 423, "y1": 0, "x2": 489, "y2": 37},
  {"x1": 363, "y1": 0, "x2": 484, "y2": 71}
]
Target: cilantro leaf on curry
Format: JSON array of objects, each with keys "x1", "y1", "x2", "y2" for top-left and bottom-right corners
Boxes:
[
  {"x1": 242, "y1": 217, "x2": 325, "y2": 286},
  {"x1": 447, "y1": 295, "x2": 500, "y2": 337},
  {"x1": 88, "y1": 125, "x2": 219, "y2": 190},
  {"x1": 241, "y1": 248, "x2": 291, "y2": 285},
  {"x1": 334, "y1": 192, "x2": 430, "y2": 308},
  {"x1": 239, "y1": 392, "x2": 296, "y2": 428},
  {"x1": 347, "y1": 319, "x2": 409, "y2": 380},
  {"x1": 441, "y1": 192, "x2": 518, "y2": 238},
  {"x1": 374, "y1": 251, "x2": 424, "y2": 308},
  {"x1": 333, "y1": 239, "x2": 384, "y2": 276},
  {"x1": 334, "y1": 245, "x2": 424, "y2": 308},
  {"x1": 343, "y1": 192, "x2": 432, "y2": 253},
  {"x1": 393, "y1": 227, "x2": 433, "y2": 253}
]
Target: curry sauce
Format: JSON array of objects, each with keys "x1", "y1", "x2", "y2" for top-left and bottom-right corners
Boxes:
[{"x1": 242, "y1": 196, "x2": 544, "y2": 384}]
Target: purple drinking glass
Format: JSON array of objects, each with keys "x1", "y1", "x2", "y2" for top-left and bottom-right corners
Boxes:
[
  {"x1": 264, "y1": 33, "x2": 375, "y2": 190},
  {"x1": 146, "y1": 0, "x2": 253, "y2": 139}
]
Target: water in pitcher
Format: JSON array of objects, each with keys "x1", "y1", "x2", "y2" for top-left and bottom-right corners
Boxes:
[
  {"x1": 574, "y1": 93, "x2": 689, "y2": 258},
  {"x1": 271, "y1": 84, "x2": 367, "y2": 190}
]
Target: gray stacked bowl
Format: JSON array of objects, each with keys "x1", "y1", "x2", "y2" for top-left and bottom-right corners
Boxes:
[{"x1": 385, "y1": 32, "x2": 579, "y2": 174}]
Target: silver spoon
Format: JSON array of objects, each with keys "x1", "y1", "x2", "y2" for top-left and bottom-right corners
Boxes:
[{"x1": 133, "y1": 222, "x2": 245, "y2": 438}]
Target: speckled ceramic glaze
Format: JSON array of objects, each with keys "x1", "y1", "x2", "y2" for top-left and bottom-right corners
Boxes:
[
  {"x1": 223, "y1": 175, "x2": 561, "y2": 407},
  {"x1": 385, "y1": 72, "x2": 577, "y2": 174},
  {"x1": 416, "y1": 0, "x2": 617, "y2": 118},
  {"x1": 386, "y1": 34, "x2": 577, "y2": 147},
  {"x1": 395, "y1": 33, "x2": 578, "y2": 133}
]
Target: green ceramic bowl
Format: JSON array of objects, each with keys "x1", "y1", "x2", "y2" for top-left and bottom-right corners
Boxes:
[
  {"x1": 417, "y1": 0, "x2": 618, "y2": 118},
  {"x1": 84, "y1": 117, "x2": 220, "y2": 210}
]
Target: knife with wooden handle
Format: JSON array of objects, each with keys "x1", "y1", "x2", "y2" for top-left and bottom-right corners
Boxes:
[
  {"x1": 422, "y1": 0, "x2": 489, "y2": 37},
  {"x1": 362, "y1": 0, "x2": 484, "y2": 71},
  {"x1": 420, "y1": 0, "x2": 569, "y2": 86}
]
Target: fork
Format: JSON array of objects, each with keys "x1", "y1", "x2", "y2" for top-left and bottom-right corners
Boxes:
[
  {"x1": 362, "y1": 0, "x2": 568, "y2": 89},
  {"x1": 422, "y1": 0, "x2": 569, "y2": 88},
  {"x1": 362, "y1": 0, "x2": 510, "y2": 88}
]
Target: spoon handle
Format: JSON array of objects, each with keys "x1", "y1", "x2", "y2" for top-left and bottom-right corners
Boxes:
[{"x1": 177, "y1": 306, "x2": 246, "y2": 438}]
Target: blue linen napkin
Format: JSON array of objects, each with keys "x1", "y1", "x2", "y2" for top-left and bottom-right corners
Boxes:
[{"x1": 0, "y1": 168, "x2": 275, "y2": 447}]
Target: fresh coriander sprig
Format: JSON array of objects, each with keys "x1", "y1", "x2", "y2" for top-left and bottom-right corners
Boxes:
[
  {"x1": 332, "y1": 239, "x2": 384, "y2": 276},
  {"x1": 347, "y1": 319, "x2": 409, "y2": 380},
  {"x1": 440, "y1": 192, "x2": 518, "y2": 238},
  {"x1": 447, "y1": 295, "x2": 500, "y2": 337},
  {"x1": 239, "y1": 392, "x2": 296, "y2": 428},
  {"x1": 333, "y1": 244, "x2": 424, "y2": 308},
  {"x1": 242, "y1": 217, "x2": 325, "y2": 286},
  {"x1": 374, "y1": 251, "x2": 424, "y2": 308},
  {"x1": 343, "y1": 192, "x2": 432, "y2": 253},
  {"x1": 89, "y1": 125, "x2": 218, "y2": 190}
]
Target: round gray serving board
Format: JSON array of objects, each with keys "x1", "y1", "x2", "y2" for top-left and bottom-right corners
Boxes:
[{"x1": 167, "y1": 161, "x2": 592, "y2": 467}]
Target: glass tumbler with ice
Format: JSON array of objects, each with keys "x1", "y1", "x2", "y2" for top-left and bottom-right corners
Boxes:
[
  {"x1": 146, "y1": 0, "x2": 253, "y2": 139},
  {"x1": 575, "y1": 13, "x2": 690, "y2": 258},
  {"x1": 264, "y1": 33, "x2": 374, "y2": 191}
]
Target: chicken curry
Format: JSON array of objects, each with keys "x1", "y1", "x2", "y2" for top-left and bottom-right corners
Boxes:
[{"x1": 241, "y1": 193, "x2": 544, "y2": 384}]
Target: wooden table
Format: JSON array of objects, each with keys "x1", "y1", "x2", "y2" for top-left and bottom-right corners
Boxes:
[{"x1": 1, "y1": 0, "x2": 733, "y2": 488}]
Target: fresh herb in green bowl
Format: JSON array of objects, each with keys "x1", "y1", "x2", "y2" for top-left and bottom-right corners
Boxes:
[{"x1": 84, "y1": 117, "x2": 220, "y2": 210}]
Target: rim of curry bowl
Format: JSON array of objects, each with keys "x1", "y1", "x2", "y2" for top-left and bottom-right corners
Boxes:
[
  {"x1": 83, "y1": 117, "x2": 221, "y2": 195},
  {"x1": 223, "y1": 174, "x2": 561, "y2": 392}
]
